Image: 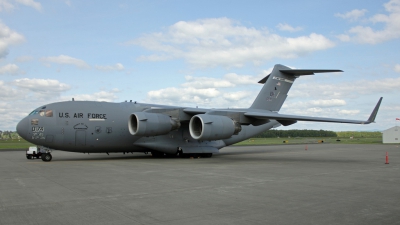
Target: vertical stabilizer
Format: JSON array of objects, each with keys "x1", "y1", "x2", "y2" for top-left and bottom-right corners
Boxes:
[
  {"x1": 250, "y1": 64, "x2": 342, "y2": 112},
  {"x1": 250, "y1": 64, "x2": 295, "y2": 111}
]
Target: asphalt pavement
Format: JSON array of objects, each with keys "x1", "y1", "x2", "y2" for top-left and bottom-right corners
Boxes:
[{"x1": 0, "y1": 144, "x2": 399, "y2": 225}]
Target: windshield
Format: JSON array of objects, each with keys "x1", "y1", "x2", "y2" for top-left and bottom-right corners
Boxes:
[{"x1": 29, "y1": 109, "x2": 53, "y2": 117}]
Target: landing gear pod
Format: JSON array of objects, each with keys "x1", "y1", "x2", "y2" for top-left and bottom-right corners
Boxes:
[
  {"x1": 129, "y1": 112, "x2": 180, "y2": 136},
  {"x1": 189, "y1": 114, "x2": 241, "y2": 140}
]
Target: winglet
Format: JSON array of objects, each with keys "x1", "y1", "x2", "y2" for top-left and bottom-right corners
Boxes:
[{"x1": 366, "y1": 97, "x2": 383, "y2": 124}]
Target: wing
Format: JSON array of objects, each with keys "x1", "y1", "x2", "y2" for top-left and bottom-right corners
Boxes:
[{"x1": 245, "y1": 97, "x2": 383, "y2": 125}]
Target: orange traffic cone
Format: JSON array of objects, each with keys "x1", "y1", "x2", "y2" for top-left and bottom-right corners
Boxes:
[{"x1": 385, "y1": 152, "x2": 389, "y2": 164}]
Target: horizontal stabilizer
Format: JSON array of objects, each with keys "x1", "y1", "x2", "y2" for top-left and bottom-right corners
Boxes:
[
  {"x1": 258, "y1": 69, "x2": 343, "y2": 84},
  {"x1": 280, "y1": 69, "x2": 343, "y2": 76}
]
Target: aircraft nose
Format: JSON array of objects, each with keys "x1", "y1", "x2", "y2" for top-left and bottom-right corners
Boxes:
[{"x1": 16, "y1": 117, "x2": 29, "y2": 140}]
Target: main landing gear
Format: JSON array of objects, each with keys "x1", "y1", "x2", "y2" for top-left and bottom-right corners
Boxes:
[
  {"x1": 150, "y1": 149, "x2": 213, "y2": 158},
  {"x1": 176, "y1": 148, "x2": 213, "y2": 158}
]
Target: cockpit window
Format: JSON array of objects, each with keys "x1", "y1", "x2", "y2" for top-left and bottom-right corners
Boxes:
[
  {"x1": 45, "y1": 110, "x2": 53, "y2": 117},
  {"x1": 28, "y1": 109, "x2": 53, "y2": 117},
  {"x1": 29, "y1": 110, "x2": 39, "y2": 115},
  {"x1": 31, "y1": 119, "x2": 38, "y2": 125}
]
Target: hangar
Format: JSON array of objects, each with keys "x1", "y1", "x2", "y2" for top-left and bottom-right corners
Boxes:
[{"x1": 382, "y1": 126, "x2": 400, "y2": 143}]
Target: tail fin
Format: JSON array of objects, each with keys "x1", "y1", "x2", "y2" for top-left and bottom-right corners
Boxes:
[{"x1": 250, "y1": 64, "x2": 342, "y2": 112}]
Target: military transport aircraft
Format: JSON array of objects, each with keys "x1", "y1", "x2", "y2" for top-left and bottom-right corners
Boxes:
[{"x1": 16, "y1": 64, "x2": 382, "y2": 162}]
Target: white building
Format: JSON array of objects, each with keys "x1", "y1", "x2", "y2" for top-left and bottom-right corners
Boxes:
[{"x1": 382, "y1": 126, "x2": 400, "y2": 144}]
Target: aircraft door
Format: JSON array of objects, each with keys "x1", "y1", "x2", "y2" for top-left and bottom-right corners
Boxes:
[{"x1": 75, "y1": 130, "x2": 86, "y2": 146}]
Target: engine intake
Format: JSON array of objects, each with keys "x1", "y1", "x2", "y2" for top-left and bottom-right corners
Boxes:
[
  {"x1": 189, "y1": 114, "x2": 241, "y2": 140},
  {"x1": 129, "y1": 112, "x2": 180, "y2": 136}
]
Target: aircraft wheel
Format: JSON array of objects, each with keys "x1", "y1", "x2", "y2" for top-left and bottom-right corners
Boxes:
[
  {"x1": 178, "y1": 151, "x2": 189, "y2": 158},
  {"x1": 202, "y1": 153, "x2": 213, "y2": 158},
  {"x1": 151, "y1": 151, "x2": 164, "y2": 158},
  {"x1": 41, "y1": 153, "x2": 52, "y2": 162}
]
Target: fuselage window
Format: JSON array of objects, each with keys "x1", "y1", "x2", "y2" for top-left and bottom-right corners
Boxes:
[
  {"x1": 31, "y1": 119, "x2": 38, "y2": 125},
  {"x1": 45, "y1": 110, "x2": 53, "y2": 117}
]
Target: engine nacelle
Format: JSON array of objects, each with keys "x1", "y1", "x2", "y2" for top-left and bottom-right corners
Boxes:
[
  {"x1": 129, "y1": 112, "x2": 180, "y2": 136},
  {"x1": 189, "y1": 114, "x2": 241, "y2": 140}
]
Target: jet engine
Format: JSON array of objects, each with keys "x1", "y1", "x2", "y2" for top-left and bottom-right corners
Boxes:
[
  {"x1": 189, "y1": 114, "x2": 241, "y2": 140},
  {"x1": 129, "y1": 112, "x2": 180, "y2": 136}
]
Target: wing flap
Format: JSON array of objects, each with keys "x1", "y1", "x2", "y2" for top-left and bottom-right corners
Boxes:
[
  {"x1": 245, "y1": 97, "x2": 382, "y2": 125},
  {"x1": 183, "y1": 108, "x2": 210, "y2": 114}
]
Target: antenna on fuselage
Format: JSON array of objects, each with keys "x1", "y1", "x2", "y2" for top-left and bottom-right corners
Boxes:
[{"x1": 72, "y1": 98, "x2": 74, "y2": 101}]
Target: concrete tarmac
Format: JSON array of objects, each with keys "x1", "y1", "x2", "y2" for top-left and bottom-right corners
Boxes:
[{"x1": 0, "y1": 144, "x2": 399, "y2": 225}]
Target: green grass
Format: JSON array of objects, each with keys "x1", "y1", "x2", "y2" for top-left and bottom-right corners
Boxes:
[
  {"x1": 0, "y1": 136, "x2": 385, "y2": 150},
  {"x1": 235, "y1": 137, "x2": 383, "y2": 146},
  {"x1": 0, "y1": 139, "x2": 34, "y2": 150}
]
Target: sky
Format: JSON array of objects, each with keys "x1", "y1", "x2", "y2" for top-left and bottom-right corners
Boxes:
[{"x1": 0, "y1": 0, "x2": 399, "y2": 131}]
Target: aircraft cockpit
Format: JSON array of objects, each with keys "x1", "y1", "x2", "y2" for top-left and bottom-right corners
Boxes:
[{"x1": 28, "y1": 108, "x2": 53, "y2": 117}]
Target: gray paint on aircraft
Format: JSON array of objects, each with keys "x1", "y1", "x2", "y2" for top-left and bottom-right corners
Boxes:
[{"x1": 16, "y1": 64, "x2": 382, "y2": 161}]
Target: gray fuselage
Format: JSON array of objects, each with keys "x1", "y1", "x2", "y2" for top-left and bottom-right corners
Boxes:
[{"x1": 16, "y1": 101, "x2": 279, "y2": 154}]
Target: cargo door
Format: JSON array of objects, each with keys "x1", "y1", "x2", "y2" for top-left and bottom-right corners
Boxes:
[{"x1": 75, "y1": 130, "x2": 86, "y2": 146}]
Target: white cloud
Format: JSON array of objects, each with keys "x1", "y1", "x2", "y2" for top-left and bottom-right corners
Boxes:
[
  {"x1": 338, "y1": 109, "x2": 360, "y2": 115},
  {"x1": 222, "y1": 91, "x2": 252, "y2": 101},
  {"x1": 224, "y1": 73, "x2": 265, "y2": 85},
  {"x1": 0, "y1": 0, "x2": 14, "y2": 12},
  {"x1": 309, "y1": 99, "x2": 346, "y2": 108},
  {"x1": 148, "y1": 87, "x2": 220, "y2": 104},
  {"x1": 290, "y1": 76, "x2": 400, "y2": 99},
  {"x1": 15, "y1": 0, "x2": 42, "y2": 11},
  {"x1": 12, "y1": 78, "x2": 71, "y2": 93},
  {"x1": 147, "y1": 86, "x2": 254, "y2": 108},
  {"x1": 183, "y1": 76, "x2": 234, "y2": 88},
  {"x1": 41, "y1": 55, "x2": 90, "y2": 69},
  {"x1": 394, "y1": 64, "x2": 400, "y2": 72},
  {"x1": 337, "y1": 0, "x2": 400, "y2": 44},
  {"x1": 276, "y1": 23, "x2": 303, "y2": 32},
  {"x1": 128, "y1": 18, "x2": 334, "y2": 68},
  {"x1": 145, "y1": 70, "x2": 273, "y2": 108},
  {"x1": 175, "y1": 72, "x2": 266, "y2": 90},
  {"x1": 0, "y1": 22, "x2": 25, "y2": 58},
  {"x1": 61, "y1": 90, "x2": 120, "y2": 102},
  {"x1": 0, "y1": 80, "x2": 21, "y2": 100},
  {"x1": 95, "y1": 63, "x2": 124, "y2": 72},
  {"x1": 335, "y1": 9, "x2": 368, "y2": 21},
  {"x1": 0, "y1": 0, "x2": 41, "y2": 12},
  {"x1": 0, "y1": 63, "x2": 24, "y2": 75}
]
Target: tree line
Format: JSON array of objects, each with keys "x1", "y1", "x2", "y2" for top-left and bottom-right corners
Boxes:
[
  {"x1": 255, "y1": 129, "x2": 337, "y2": 138},
  {"x1": 0, "y1": 131, "x2": 14, "y2": 139}
]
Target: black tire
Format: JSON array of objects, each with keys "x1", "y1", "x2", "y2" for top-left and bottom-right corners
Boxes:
[
  {"x1": 26, "y1": 155, "x2": 32, "y2": 159},
  {"x1": 41, "y1": 153, "x2": 52, "y2": 162},
  {"x1": 202, "y1": 153, "x2": 213, "y2": 158},
  {"x1": 151, "y1": 151, "x2": 164, "y2": 158},
  {"x1": 178, "y1": 152, "x2": 189, "y2": 158}
]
